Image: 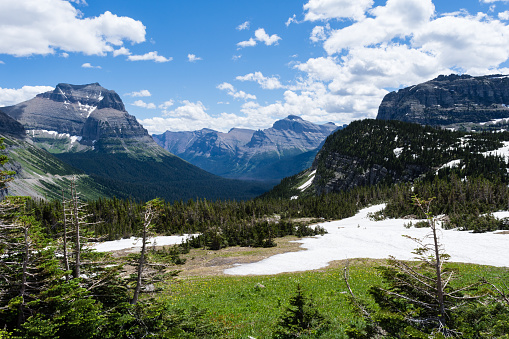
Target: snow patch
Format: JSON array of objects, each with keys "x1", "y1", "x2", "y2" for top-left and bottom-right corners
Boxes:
[
  {"x1": 393, "y1": 147, "x2": 403, "y2": 158},
  {"x1": 298, "y1": 170, "x2": 316, "y2": 191},
  {"x1": 92, "y1": 234, "x2": 198, "y2": 252},
  {"x1": 224, "y1": 204, "x2": 509, "y2": 275},
  {"x1": 436, "y1": 159, "x2": 461, "y2": 174}
]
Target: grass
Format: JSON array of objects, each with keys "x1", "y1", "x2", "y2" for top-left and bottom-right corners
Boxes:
[{"x1": 153, "y1": 255, "x2": 507, "y2": 338}]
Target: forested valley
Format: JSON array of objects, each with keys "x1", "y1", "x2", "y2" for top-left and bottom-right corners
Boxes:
[{"x1": 2, "y1": 132, "x2": 509, "y2": 337}]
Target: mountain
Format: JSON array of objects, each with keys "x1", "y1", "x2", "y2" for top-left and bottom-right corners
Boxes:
[
  {"x1": 0, "y1": 109, "x2": 113, "y2": 200},
  {"x1": 263, "y1": 119, "x2": 509, "y2": 199},
  {"x1": 376, "y1": 74, "x2": 509, "y2": 127},
  {"x1": 2, "y1": 83, "x2": 270, "y2": 201},
  {"x1": 153, "y1": 115, "x2": 340, "y2": 181}
]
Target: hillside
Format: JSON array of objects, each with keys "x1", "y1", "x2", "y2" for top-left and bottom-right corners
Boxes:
[
  {"x1": 2, "y1": 84, "x2": 270, "y2": 201},
  {"x1": 153, "y1": 115, "x2": 340, "y2": 181},
  {"x1": 264, "y1": 119, "x2": 509, "y2": 199}
]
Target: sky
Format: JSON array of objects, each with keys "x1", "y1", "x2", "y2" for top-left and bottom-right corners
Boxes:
[{"x1": 1, "y1": 0, "x2": 509, "y2": 135}]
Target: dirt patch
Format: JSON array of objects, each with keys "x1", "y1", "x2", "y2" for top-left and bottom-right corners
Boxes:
[
  {"x1": 494, "y1": 230, "x2": 509, "y2": 235},
  {"x1": 162, "y1": 236, "x2": 304, "y2": 277}
]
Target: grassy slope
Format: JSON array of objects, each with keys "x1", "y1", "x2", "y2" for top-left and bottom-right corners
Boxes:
[{"x1": 158, "y1": 254, "x2": 508, "y2": 338}]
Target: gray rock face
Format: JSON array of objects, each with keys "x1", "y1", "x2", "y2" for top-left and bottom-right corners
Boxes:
[
  {"x1": 0, "y1": 109, "x2": 25, "y2": 138},
  {"x1": 2, "y1": 83, "x2": 162, "y2": 155},
  {"x1": 153, "y1": 115, "x2": 339, "y2": 180},
  {"x1": 377, "y1": 74, "x2": 509, "y2": 125}
]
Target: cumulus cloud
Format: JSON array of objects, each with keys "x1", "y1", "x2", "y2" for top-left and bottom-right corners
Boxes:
[
  {"x1": 140, "y1": 100, "x2": 274, "y2": 134},
  {"x1": 217, "y1": 82, "x2": 256, "y2": 101},
  {"x1": 125, "y1": 89, "x2": 151, "y2": 97},
  {"x1": 236, "y1": 72, "x2": 284, "y2": 90},
  {"x1": 81, "y1": 62, "x2": 101, "y2": 69},
  {"x1": 254, "y1": 28, "x2": 281, "y2": 45},
  {"x1": 0, "y1": 0, "x2": 146, "y2": 57},
  {"x1": 0, "y1": 85, "x2": 54, "y2": 106},
  {"x1": 113, "y1": 47, "x2": 131, "y2": 57},
  {"x1": 310, "y1": 24, "x2": 330, "y2": 43},
  {"x1": 127, "y1": 51, "x2": 172, "y2": 62},
  {"x1": 237, "y1": 28, "x2": 281, "y2": 48},
  {"x1": 236, "y1": 21, "x2": 250, "y2": 30},
  {"x1": 303, "y1": 0, "x2": 374, "y2": 22},
  {"x1": 132, "y1": 100, "x2": 156, "y2": 109},
  {"x1": 237, "y1": 38, "x2": 257, "y2": 48},
  {"x1": 187, "y1": 54, "x2": 202, "y2": 62},
  {"x1": 158, "y1": 100, "x2": 174, "y2": 109}
]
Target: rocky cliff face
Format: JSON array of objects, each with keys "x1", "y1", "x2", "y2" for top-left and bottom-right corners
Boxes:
[
  {"x1": 0, "y1": 110, "x2": 25, "y2": 138},
  {"x1": 2, "y1": 83, "x2": 163, "y2": 155},
  {"x1": 153, "y1": 115, "x2": 339, "y2": 180},
  {"x1": 377, "y1": 74, "x2": 509, "y2": 126}
]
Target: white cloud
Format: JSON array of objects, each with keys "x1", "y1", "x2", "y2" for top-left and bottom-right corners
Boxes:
[
  {"x1": 500, "y1": 11, "x2": 509, "y2": 20},
  {"x1": 232, "y1": 54, "x2": 242, "y2": 61},
  {"x1": 81, "y1": 62, "x2": 101, "y2": 69},
  {"x1": 158, "y1": 100, "x2": 174, "y2": 109},
  {"x1": 61, "y1": 52, "x2": 69, "y2": 58},
  {"x1": 187, "y1": 54, "x2": 202, "y2": 62},
  {"x1": 286, "y1": 14, "x2": 298, "y2": 27},
  {"x1": 237, "y1": 28, "x2": 281, "y2": 48},
  {"x1": 323, "y1": 0, "x2": 435, "y2": 54},
  {"x1": 217, "y1": 82, "x2": 256, "y2": 101},
  {"x1": 481, "y1": 0, "x2": 508, "y2": 2},
  {"x1": 127, "y1": 51, "x2": 172, "y2": 62},
  {"x1": 310, "y1": 24, "x2": 330, "y2": 43},
  {"x1": 132, "y1": 100, "x2": 156, "y2": 109},
  {"x1": 126, "y1": 89, "x2": 151, "y2": 97},
  {"x1": 254, "y1": 28, "x2": 281, "y2": 46},
  {"x1": 0, "y1": 85, "x2": 54, "y2": 106},
  {"x1": 303, "y1": 0, "x2": 374, "y2": 22},
  {"x1": 236, "y1": 72, "x2": 284, "y2": 90},
  {"x1": 236, "y1": 21, "x2": 250, "y2": 30},
  {"x1": 0, "y1": 0, "x2": 146, "y2": 57},
  {"x1": 237, "y1": 38, "x2": 257, "y2": 48},
  {"x1": 113, "y1": 47, "x2": 131, "y2": 57},
  {"x1": 0, "y1": 61, "x2": 4, "y2": 64}
]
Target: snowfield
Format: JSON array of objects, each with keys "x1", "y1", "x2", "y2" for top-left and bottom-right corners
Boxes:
[
  {"x1": 224, "y1": 204, "x2": 509, "y2": 276},
  {"x1": 92, "y1": 235, "x2": 198, "y2": 252}
]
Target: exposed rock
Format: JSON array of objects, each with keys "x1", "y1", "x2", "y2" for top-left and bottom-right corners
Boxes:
[
  {"x1": 153, "y1": 115, "x2": 340, "y2": 180},
  {"x1": 2, "y1": 83, "x2": 163, "y2": 156},
  {"x1": 377, "y1": 74, "x2": 509, "y2": 126},
  {"x1": 0, "y1": 109, "x2": 25, "y2": 138}
]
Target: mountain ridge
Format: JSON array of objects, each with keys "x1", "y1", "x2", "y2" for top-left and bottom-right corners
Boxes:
[{"x1": 153, "y1": 115, "x2": 340, "y2": 180}]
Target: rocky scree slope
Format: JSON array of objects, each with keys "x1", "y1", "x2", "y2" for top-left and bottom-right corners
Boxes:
[
  {"x1": 376, "y1": 74, "x2": 509, "y2": 127},
  {"x1": 264, "y1": 119, "x2": 509, "y2": 199},
  {"x1": 153, "y1": 115, "x2": 339, "y2": 180}
]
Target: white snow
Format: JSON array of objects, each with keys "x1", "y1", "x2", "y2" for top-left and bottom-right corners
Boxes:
[
  {"x1": 224, "y1": 204, "x2": 509, "y2": 276},
  {"x1": 298, "y1": 170, "x2": 316, "y2": 191},
  {"x1": 290, "y1": 196, "x2": 299, "y2": 200},
  {"x1": 393, "y1": 147, "x2": 403, "y2": 158},
  {"x1": 483, "y1": 141, "x2": 509, "y2": 161},
  {"x1": 77, "y1": 101, "x2": 97, "y2": 118},
  {"x1": 436, "y1": 159, "x2": 461, "y2": 174},
  {"x1": 92, "y1": 234, "x2": 198, "y2": 252}
]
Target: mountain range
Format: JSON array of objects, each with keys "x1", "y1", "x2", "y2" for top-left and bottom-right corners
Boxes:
[
  {"x1": 1, "y1": 83, "x2": 270, "y2": 201},
  {"x1": 152, "y1": 115, "x2": 340, "y2": 181}
]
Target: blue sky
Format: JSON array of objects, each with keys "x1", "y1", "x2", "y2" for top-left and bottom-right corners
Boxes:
[{"x1": 1, "y1": 0, "x2": 509, "y2": 134}]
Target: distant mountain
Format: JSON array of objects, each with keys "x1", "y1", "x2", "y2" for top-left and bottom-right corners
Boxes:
[
  {"x1": 376, "y1": 74, "x2": 509, "y2": 127},
  {"x1": 2, "y1": 83, "x2": 270, "y2": 201},
  {"x1": 263, "y1": 119, "x2": 509, "y2": 199},
  {"x1": 153, "y1": 115, "x2": 340, "y2": 181}
]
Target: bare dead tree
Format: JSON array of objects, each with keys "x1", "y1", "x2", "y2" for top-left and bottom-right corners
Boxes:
[{"x1": 131, "y1": 199, "x2": 162, "y2": 305}]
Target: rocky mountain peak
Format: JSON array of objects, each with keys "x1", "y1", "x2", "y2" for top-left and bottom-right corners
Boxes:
[{"x1": 37, "y1": 82, "x2": 125, "y2": 112}]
